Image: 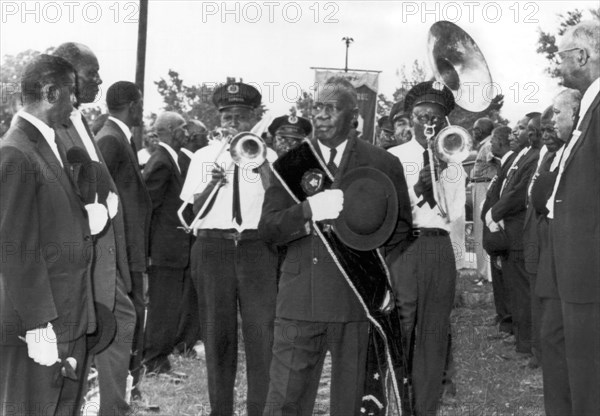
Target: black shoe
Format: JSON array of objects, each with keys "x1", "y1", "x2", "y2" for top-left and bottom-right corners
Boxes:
[{"x1": 144, "y1": 358, "x2": 172, "y2": 375}]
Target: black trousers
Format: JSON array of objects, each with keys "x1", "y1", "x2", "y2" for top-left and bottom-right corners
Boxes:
[
  {"x1": 143, "y1": 266, "x2": 186, "y2": 372},
  {"x1": 192, "y1": 235, "x2": 277, "y2": 416},
  {"x1": 94, "y1": 274, "x2": 137, "y2": 416},
  {"x1": 490, "y1": 254, "x2": 513, "y2": 332},
  {"x1": 387, "y1": 234, "x2": 456, "y2": 416},
  {"x1": 541, "y1": 298, "x2": 600, "y2": 415},
  {"x1": 0, "y1": 335, "x2": 88, "y2": 416},
  {"x1": 129, "y1": 271, "x2": 145, "y2": 386},
  {"x1": 263, "y1": 318, "x2": 369, "y2": 416},
  {"x1": 504, "y1": 250, "x2": 532, "y2": 353},
  {"x1": 174, "y1": 266, "x2": 201, "y2": 352}
]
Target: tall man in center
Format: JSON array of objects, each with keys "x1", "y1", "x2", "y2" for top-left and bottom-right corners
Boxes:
[
  {"x1": 180, "y1": 82, "x2": 278, "y2": 416},
  {"x1": 259, "y1": 77, "x2": 412, "y2": 415}
]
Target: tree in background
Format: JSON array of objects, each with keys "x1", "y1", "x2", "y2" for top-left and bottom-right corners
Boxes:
[{"x1": 155, "y1": 70, "x2": 266, "y2": 131}]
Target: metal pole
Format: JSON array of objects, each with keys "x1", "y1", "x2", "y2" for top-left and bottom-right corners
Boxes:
[
  {"x1": 133, "y1": 0, "x2": 148, "y2": 149},
  {"x1": 342, "y1": 37, "x2": 354, "y2": 73}
]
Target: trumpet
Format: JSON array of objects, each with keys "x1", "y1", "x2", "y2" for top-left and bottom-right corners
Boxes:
[
  {"x1": 177, "y1": 132, "x2": 267, "y2": 233},
  {"x1": 424, "y1": 119, "x2": 472, "y2": 218}
]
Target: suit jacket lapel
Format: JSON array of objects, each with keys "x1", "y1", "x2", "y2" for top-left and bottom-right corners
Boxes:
[
  {"x1": 563, "y1": 91, "x2": 600, "y2": 170},
  {"x1": 159, "y1": 145, "x2": 183, "y2": 185}
]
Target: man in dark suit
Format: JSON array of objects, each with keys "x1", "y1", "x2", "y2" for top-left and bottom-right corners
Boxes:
[
  {"x1": 0, "y1": 55, "x2": 93, "y2": 415},
  {"x1": 486, "y1": 112, "x2": 541, "y2": 357},
  {"x1": 53, "y1": 43, "x2": 137, "y2": 415},
  {"x1": 173, "y1": 119, "x2": 207, "y2": 354},
  {"x1": 143, "y1": 111, "x2": 192, "y2": 374},
  {"x1": 95, "y1": 81, "x2": 152, "y2": 403},
  {"x1": 481, "y1": 126, "x2": 516, "y2": 336},
  {"x1": 541, "y1": 21, "x2": 599, "y2": 415},
  {"x1": 260, "y1": 77, "x2": 412, "y2": 415}
]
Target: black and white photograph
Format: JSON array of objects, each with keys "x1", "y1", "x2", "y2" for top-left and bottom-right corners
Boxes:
[{"x1": 1, "y1": 1, "x2": 599, "y2": 415}]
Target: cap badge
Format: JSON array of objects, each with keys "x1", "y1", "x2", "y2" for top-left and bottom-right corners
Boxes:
[
  {"x1": 227, "y1": 84, "x2": 239, "y2": 94},
  {"x1": 432, "y1": 81, "x2": 445, "y2": 91},
  {"x1": 288, "y1": 115, "x2": 298, "y2": 124}
]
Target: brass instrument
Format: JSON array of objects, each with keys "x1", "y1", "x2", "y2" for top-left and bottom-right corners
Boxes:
[
  {"x1": 177, "y1": 132, "x2": 267, "y2": 233},
  {"x1": 424, "y1": 21, "x2": 492, "y2": 217}
]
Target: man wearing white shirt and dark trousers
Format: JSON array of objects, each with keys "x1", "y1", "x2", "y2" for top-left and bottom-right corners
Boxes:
[
  {"x1": 142, "y1": 112, "x2": 192, "y2": 375},
  {"x1": 540, "y1": 21, "x2": 600, "y2": 416},
  {"x1": 180, "y1": 83, "x2": 278, "y2": 416},
  {"x1": 387, "y1": 81, "x2": 465, "y2": 415}
]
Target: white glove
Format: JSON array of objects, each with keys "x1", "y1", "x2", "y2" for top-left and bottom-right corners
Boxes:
[
  {"x1": 85, "y1": 194, "x2": 109, "y2": 235},
  {"x1": 105, "y1": 191, "x2": 119, "y2": 219},
  {"x1": 307, "y1": 189, "x2": 344, "y2": 221},
  {"x1": 25, "y1": 322, "x2": 59, "y2": 366}
]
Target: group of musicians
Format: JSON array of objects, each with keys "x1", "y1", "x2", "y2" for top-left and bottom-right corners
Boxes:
[{"x1": 1, "y1": 18, "x2": 598, "y2": 416}]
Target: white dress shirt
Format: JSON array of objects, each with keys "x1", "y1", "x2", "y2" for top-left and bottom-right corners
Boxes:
[
  {"x1": 546, "y1": 78, "x2": 600, "y2": 218},
  {"x1": 17, "y1": 110, "x2": 62, "y2": 167},
  {"x1": 108, "y1": 116, "x2": 132, "y2": 143},
  {"x1": 389, "y1": 138, "x2": 465, "y2": 231},
  {"x1": 158, "y1": 142, "x2": 181, "y2": 173},
  {"x1": 499, "y1": 146, "x2": 530, "y2": 196},
  {"x1": 317, "y1": 139, "x2": 347, "y2": 170},
  {"x1": 180, "y1": 148, "x2": 194, "y2": 159},
  {"x1": 70, "y1": 108, "x2": 99, "y2": 161},
  {"x1": 180, "y1": 141, "x2": 277, "y2": 232}
]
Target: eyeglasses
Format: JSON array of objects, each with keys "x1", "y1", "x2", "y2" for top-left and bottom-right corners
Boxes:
[
  {"x1": 556, "y1": 47, "x2": 582, "y2": 63},
  {"x1": 312, "y1": 102, "x2": 343, "y2": 116}
]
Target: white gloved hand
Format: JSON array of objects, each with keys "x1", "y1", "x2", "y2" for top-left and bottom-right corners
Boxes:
[
  {"x1": 307, "y1": 189, "x2": 344, "y2": 221},
  {"x1": 105, "y1": 191, "x2": 119, "y2": 219},
  {"x1": 85, "y1": 194, "x2": 109, "y2": 235},
  {"x1": 25, "y1": 322, "x2": 59, "y2": 366}
]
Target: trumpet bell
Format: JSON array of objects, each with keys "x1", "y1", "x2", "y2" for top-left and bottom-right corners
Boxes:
[
  {"x1": 428, "y1": 21, "x2": 493, "y2": 113},
  {"x1": 230, "y1": 132, "x2": 267, "y2": 168},
  {"x1": 434, "y1": 125, "x2": 472, "y2": 164}
]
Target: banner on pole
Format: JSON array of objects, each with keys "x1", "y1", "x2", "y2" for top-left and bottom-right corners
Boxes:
[{"x1": 314, "y1": 69, "x2": 379, "y2": 144}]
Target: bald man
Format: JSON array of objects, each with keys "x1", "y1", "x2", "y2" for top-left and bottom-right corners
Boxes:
[
  {"x1": 543, "y1": 22, "x2": 599, "y2": 411},
  {"x1": 142, "y1": 112, "x2": 193, "y2": 375},
  {"x1": 54, "y1": 43, "x2": 137, "y2": 415}
]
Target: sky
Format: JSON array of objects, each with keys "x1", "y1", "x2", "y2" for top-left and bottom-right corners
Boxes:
[{"x1": 1, "y1": 0, "x2": 598, "y2": 124}]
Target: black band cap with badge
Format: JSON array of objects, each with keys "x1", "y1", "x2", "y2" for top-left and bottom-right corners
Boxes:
[
  {"x1": 268, "y1": 115, "x2": 312, "y2": 139},
  {"x1": 403, "y1": 80, "x2": 455, "y2": 116},
  {"x1": 212, "y1": 82, "x2": 262, "y2": 111}
]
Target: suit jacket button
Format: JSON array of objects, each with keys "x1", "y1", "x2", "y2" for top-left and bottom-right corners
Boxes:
[
  {"x1": 84, "y1": 235, "x2": 91, "y2": 241},
  {"x1": 313, "y1": 257, "x2": 318, "y2": 264},
  {"x1": 109, "y1": 247, "x2": 115, "y2": 254}
]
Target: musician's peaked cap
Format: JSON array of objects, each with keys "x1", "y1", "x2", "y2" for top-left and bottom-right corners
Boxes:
[
  {"x1": 268, "y1": 115, "x2": 312, "y2": 139},
  {"x1": 212, "y1": 82, "x2": 262, "y2": 111},
  {"x1": 334, "y1": 167, "x2": 398, "y2": 251},
  {"x1": 377, "y1": 115, "x2": 394, "y2": 133},
  {"x1": 389, "y1": 101, "x2": 410, "y2": 124},
  {"x1": 404, "y1": 80, "x2": 455, "y2": 115}
]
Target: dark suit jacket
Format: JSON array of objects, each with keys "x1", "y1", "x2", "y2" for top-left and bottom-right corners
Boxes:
[
  {"x1": 0, "y1": 118, "x2": 94, "y2": 345},
  {"x1": 178, "y1": 150, "x2": 192, "y2": 179},
  {"x1": 481, "y1": 152, "x2": 517, "y2": 220},
  {"x1": 551, "y1": 92, "x2": 600, "y2": 303},
  {"x1": 56, "y1": 116, "x2": 131, "y2": 309},
  {"x1": 144, "y1": 145, "x2": 191, "y2": 269},
  {"x1": 96, "y1": 119, "x2": 152, "y2": 273},
  {"x1": 523, "y1": 151, "x2": 555, "y2": 274},
  {"x1": 490, "y1": 148, "x2": 540, "y2": 251},
  {"x1": 259, "y1": 137, "x2": 412, "y2": 322}
]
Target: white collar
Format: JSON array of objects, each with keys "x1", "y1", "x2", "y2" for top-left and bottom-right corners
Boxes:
[
  {"x1": 577, "y1": 77, "x2": 600, "y2": 128},
  {"x1": 158, "y1": 141, "x2": 181, "y2": 172},
  {"x1": 180, "y1": 148, "x2": 194, "y2": 159},
  {"x1": 500, "y1": 150, "x2": 514, "y2": 167},
  {"x1": 17, "y1": 110, "x2": 54, "y2": 142},
  {"x1": 108, "y1": 116, "x2": 132, "y2": 142},
  {"x1": 317, "y1": 139, "x2": 348, "y2": 165}
]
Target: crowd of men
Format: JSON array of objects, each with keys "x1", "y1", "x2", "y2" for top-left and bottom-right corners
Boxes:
[{"x1": 0, "y1": 18, "x2": 598, "y2": 416}]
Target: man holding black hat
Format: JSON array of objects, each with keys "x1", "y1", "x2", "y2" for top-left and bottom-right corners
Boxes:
[
  {"x1": 387, "y1": 80, "x2": 465, "y2": 415},
  {"x1": 269, "y1": 114, "x2": 312, "y2": 157},
  {"x1": 180, "y1": 82, "x2": 278, "y2": 416},
  {"x1": 259, "y1": 77, "x2": 412, "y2": 415}
]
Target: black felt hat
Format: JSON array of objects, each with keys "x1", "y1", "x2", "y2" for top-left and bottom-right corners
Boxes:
[
  {"x1": 87, "y1": 302, "x2": 117, "y2": 355},
  {"x1": 334, "y1": 167, "x2": 398, "y2": 251}
]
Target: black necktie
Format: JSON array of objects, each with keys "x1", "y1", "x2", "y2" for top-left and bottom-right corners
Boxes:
[
  {"x1": 130, "y1": 139, "x2": 140, "y2": 165},
  {"x1": 327, "y1": 148, "x2": 337, "y2": 176},
  {"x1": 232, "y1": 165, "x2": 242, "y2": 225}
]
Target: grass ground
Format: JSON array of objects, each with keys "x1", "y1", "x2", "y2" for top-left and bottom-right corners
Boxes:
[{"x1": 114, "y1": 267, "x2": 544, "y2": 416}]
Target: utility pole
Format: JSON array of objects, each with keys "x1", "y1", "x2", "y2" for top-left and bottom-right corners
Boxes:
[{"x1": 342, "y1": 37, "x2": 354, "y2": 73}]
